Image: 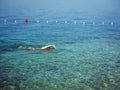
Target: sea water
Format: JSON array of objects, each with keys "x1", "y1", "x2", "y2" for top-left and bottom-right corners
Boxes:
[{"x1": 0, "y1": 9, "x2": 120, "y2": 90}]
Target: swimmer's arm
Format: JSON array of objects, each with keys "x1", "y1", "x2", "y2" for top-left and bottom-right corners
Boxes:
[
  {"x1": 40, "y1": 45, "x2": 56, "y2": 49},
  {"x1": 40, "y1": 46, "x2": 50, "y2": 49}
]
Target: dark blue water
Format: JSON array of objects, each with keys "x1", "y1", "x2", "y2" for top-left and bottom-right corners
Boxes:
[{"x1": 0, "y1": 9, "x2": 120, "y2": 90}]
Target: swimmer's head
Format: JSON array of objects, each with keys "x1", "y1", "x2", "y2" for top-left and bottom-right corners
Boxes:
[{"x1": 40, "y1": 44, "x2": 56, "y2": 50}]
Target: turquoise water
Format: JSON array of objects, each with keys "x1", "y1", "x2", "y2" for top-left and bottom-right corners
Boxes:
[{"x1": 0, "y1": 9, "x2": 120, "y2": 90}]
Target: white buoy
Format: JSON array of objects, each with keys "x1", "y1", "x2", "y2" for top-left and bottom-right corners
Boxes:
[
  {"x1": 102, "y1": 22, "x2": 104, "y2": 25},
  {"x1": 14, "y1": 20, "x2": 17, "y2": 23},
  {"x1": 65, "y1": 21, "x2": 67, "y2": 24},
  {"x1": 56, "y1": 20, "x2": 58, "y2": 23},
  {"x1": 36, "y1": 20, "x2": 39, "y2": 23},
  {"x1": 111, "y1": 22, "x2": 113, "y2": 25},
  {"x1": 4, "y1": 19, "x2": 7, "y2": 23},
  {"x1": 46, "y1": 20, "x2": 48, "y2": 23},
  {"x1": 83, "y1": 22, "x2": 85, "y2": 24},
  {"x1": 74, "y1": 21, "x2": 76, "y2": 24},
  {"x1": 93, "y1": 22, "x2": 95, "y2": 25}
]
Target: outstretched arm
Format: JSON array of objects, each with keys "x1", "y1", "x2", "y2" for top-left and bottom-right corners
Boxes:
[{"x1": 40, "y1": 45, "x2": 56, "y2": 50}]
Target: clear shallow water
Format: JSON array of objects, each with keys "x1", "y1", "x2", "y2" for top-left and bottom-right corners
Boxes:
[{"x1": 0, "y1": 9, "x2": 120, "y2": 90}]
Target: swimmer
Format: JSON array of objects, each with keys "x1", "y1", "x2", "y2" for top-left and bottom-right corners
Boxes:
[{"x1": 18, "y1": 44, "x2": 56, "y2": 50}]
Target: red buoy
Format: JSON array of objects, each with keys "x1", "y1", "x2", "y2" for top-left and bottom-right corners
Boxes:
[{"x1": 24, "y1": 18, "x2": 28, "y2": 23}]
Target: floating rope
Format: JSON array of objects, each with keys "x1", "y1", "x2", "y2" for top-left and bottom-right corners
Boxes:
[{"x1": 0, "y1": 19, "x2": 119, "y2": 25}]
